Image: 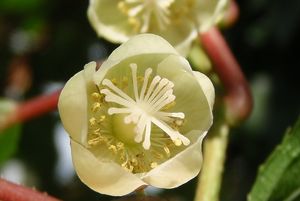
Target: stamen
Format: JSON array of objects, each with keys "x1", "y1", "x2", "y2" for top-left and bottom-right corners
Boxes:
[
  {"x1": 152, "y1": 94, "x2": 175, "y2": 112},
  {"x1": 139, "y1": 68, "x2": 152, "y2": 102},
  {"x1": 146, "y1": 78, "x2": 169, "y2": 104},
  {"x1": 173, "y1": 138, "x2": 182, "y2": 146},
  {"x1": 157, "y1": 111, "x2": 185, "y2": 119},
  {"x1": 99, "y1": 115, "x2": 106, "y2": 122},
  {"x1": 116, "y1": 142, "x2": 125, "y2": 150},
  {"x1": 148, "y1": 82, "x2": 173, "y2": 106},
  {"x1": 127, "y1": 4, "x2": 144, "y2": 17},
  {"x1": 143, "y1": 75, "x2": 161, "y2": 101},
  {"x1": 164, "y1": 146, "x2": 171, "y2": 157},
  {"x1": 101, "y1": 64, "x2": 189, "y2": 150},
  {"x1": 109, "y1": 145, "x2": 118, "y2": 154},
  {"x1": 134, "y1": 114, "x2": 147, "y2": 143},
  {"x1": 91, "y1": 92, "x2": 102, "y2": 101},
  {"x1": 100, "y1": 89, "x2": 133, "y2": 108},
  {"x1": 150, "y1": 89, "x2": 173, "y2": 109},
  {"x1": 119, "y1": 0, "x2": 174, "y2": 32},
  {"x1": 89, "y1": 117, "x2": 97, "y2": 126},
  {"x1": 141, "y1": 9, "x2": 151, "y2": 32},
  {"x1": 142, "y1": 120, "x2": 152, "y2": 150},
  {"x1": 151, "y1": 117, "x2": 190, "y2": 146},
  {"x1": 150, "y1": 162, "x2": 158, "y2": 169},
  {"x1": 92, "y1": 102, "x2": 101, "y2": 112},
  {"x1": 108, "y1": 108, "x2": 131, "y2": 115},
  {"x1": 130, "y1": 63, "x2": 139, "y2": 100},
  {"x1": 102, "y1": 79, "x2": 134, "y2": 102}
]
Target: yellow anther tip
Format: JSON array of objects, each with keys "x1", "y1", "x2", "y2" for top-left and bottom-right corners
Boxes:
[
  {"x1": 151, "y1": 162, "x2": 158, "y2": 169},
  {"x1": 173, "y1": 138, "x2": 182, "y2": 146}
]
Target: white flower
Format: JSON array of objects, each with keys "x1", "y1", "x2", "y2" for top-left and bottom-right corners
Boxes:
[
  {"x1": 58, "y1": 34, "x2": 214, "y2": 196},
  {"x1": 88, "y1": 0, "x2": 228, "y2": 55}
]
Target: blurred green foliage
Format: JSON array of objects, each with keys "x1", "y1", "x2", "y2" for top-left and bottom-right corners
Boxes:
[
  {"x1": 248, "y1": 117, "x2": 300, "y2": 201},
  {"x1": 0, "y1": 125, "x2": 21, "y2": 165}
]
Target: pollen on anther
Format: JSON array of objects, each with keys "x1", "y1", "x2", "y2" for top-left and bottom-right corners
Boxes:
[
  {"x1": 173, "y1": 138, "x2": 182, "y2": 146},
  {"x1": 92, "y1": 102, "x2": 101, "y2": 112},
  {"x1": 175, "y1": 119, "x2": 184, "y2": 126},
  {"x1": 151, "y1": 162, "x2": 158, "y2": 169},
  {"x1": 164, "y1": 146, "x2": 171, "y2": 158},
  {"x1": 109, "y1": 145, "x2": 117, "y2": 154},
  {"x1": 116, "y1": 142, "x2": 124, "y2": 150},
  {"x1": 99, "y1": 115, "x2": 106, "y2": 122},
  {"x1": 89, "y1": 117, "x2": 97, "y2": 126}
]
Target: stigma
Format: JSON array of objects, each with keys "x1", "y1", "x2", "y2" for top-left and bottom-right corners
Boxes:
[{"x1": 100, "y1": 63, "x2": 190, "y2": 150}]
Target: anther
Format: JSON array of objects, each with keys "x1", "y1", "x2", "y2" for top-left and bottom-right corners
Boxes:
[
  {"x1": 91, "y1": 92, "x2": 102, "y2": 101},
  {"x1": 151, "y1": 162, "x2": 158, "y2": 169},
  {"x1": 99, "y1": 115, "x2": 106, "y2": 122},
  {"x1": 92, "y1": 102, "x2": 101, "y2": 112},
  {"x1": 164, "y1": 146, "x2": 171, "y2": 158},
  {"x1": 173, "y1": 138, "x2": 182, "y2": 146},
  {"x1": 109, "y1": 145, "x2": 117, "y2": 154},
  {"x1": 89, "y1": 117, "x2": 97, "y2": 126},
  {"x1": 131, "y1": 158, "x2": 138, "y2": 166},
  {"x1": 116, "y1": 142, "x2": 124, "y2": 150},
  {"x1": 175, "y1": 119, "x2": 184, "y2": 126},
  {"x1": 93, "y1": 128, "x2": 101, "y2": 135},
  {"x1": 151, "y1": 150, "x2": 164, "y2": 159}
]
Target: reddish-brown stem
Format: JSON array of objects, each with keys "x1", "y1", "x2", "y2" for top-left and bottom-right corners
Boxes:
[
  {"x1": 0, "y1": 178, "x2": 61, "y2": 201},
  {"x1": 3, "y1": 90, "x2": 61, "y2": 130},
  {"x1": 222, "y1": 0, "x2": 239, "y2": 28},
  {"x1": 200, "y1": 27, "x2": 252, "y2": 125}
]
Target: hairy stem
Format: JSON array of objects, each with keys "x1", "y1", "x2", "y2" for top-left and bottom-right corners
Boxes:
[{"x1": 0, "y1": 178, "x2": 61, "y2": 201}]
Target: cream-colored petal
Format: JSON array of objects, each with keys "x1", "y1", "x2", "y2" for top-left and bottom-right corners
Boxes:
[
  {"x1": 156, "y1": 55, "x2": 213, "y2": 133},
  {"x1": 58, "y1": 62, "x2": 96, "y2": 144},
  {"x1": 94, "y1": 34, "x2": 179, "y2": 84},
  {"x1": 174, "y1": 30, "x2": 197, "y2": 56},
  {"x1": 157, "y1": 54, "x2": 193, "y2": 76},
  {"x1": 87, "y1": 0, "x2": 131, "y2": 43},
  {"x1": 149, "y1": 21, "x2": 197, "y2": 56},
  {"x1": 193, "y1": 71, "x2": 215, "y2": 110},
  {"x1": 141, "y1": 130, "x2": 205, "y2": 188},
  {"x1": 70, "y1": 140, "x2": 146, "y2": 196}
]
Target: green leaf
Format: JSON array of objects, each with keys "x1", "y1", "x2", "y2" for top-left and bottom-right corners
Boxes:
[
  {"x1": 0, "y1": 125, "x2": 21, "y2": 165},
  {"x1": 248, "y1": 117, "x2": 300, "y2": 201}
]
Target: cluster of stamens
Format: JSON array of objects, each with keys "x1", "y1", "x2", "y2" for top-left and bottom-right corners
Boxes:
[
  {"x1": 117, "y1": 0, "x2": 175, "y2": 32},
  {"x1": 87, "y1": 63, "x2": 190, "y2": 173}
]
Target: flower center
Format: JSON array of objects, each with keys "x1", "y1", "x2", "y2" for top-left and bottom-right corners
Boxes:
[
  {"x1": 118, "y1": 0, "x2": 175, "y2": 32},
  {"x1": 87, "y1": 63, "x2": 191, "y2": 173},
  {"x1": 112, "y1": 114, "x2": 137, "y2": 145},
  {"x1": 100, "y1": 63, "x2": 190, "y2": 150}
]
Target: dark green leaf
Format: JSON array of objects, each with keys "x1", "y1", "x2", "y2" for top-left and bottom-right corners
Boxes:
[
  {"x1": 0, "y1": 125, "x2": 21, "y2": 165},
  {"x1": 248, "y1": 117, "x2": 300, "y2": 201}
]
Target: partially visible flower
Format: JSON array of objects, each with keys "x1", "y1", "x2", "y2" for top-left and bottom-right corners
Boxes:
[
  {"x1": 88, "y1": 0, "x2": 228, "y2": 55},
  {"x1": 58, "y1": 34, "x2": 214, "y2": 196}
]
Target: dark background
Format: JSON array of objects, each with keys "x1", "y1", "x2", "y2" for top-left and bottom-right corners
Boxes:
[{"x1": 0, "y1": 0, "x2": 299, "y2": 200}]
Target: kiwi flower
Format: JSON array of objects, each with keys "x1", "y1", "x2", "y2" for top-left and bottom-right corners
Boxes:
[
  {"x1": 88, "y1": 0, "x2": 228, "y2": 55},
  {"x1": 58, "y1": 34, "x2": 214, "y2": 196}
]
